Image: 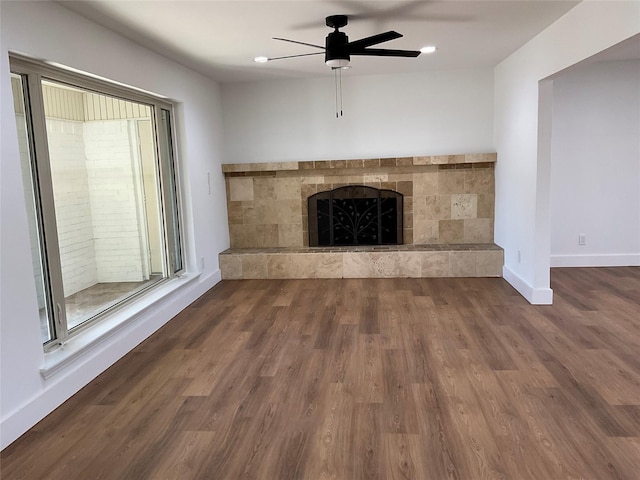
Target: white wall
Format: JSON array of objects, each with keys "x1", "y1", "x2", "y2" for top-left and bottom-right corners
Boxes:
[
  {"x1": 0, "y1": 1, "x2": 228, "y2": 448},
  {"x1": 222, "y1": 68, "x2": 494, "y2": 163},
  {"x1": 84, "y1": 119, "x2": 145, "y2": 283},
  {"x1": 550, "y1": 60, "x2": 640, "y2": 267},
  {"x1": 494, "y1": 1, "x2": 640, "y2": 304},
  {"x1": 47, "y1": 118, "x2": 99, "y2": 295}
]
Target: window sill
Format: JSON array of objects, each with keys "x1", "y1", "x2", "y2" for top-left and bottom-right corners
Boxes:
[{"x1": 40, "y1": 273, "x2": 199, "y2": 380}]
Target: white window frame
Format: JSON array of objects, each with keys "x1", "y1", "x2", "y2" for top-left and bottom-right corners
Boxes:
[{"x1": 10, "y1": 54, "x2": 185, "y2": 350}]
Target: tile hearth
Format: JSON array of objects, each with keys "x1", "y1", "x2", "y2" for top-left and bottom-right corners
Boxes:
[{"x1": 220, "y1": 244, "x2": 503, "y2": 280}]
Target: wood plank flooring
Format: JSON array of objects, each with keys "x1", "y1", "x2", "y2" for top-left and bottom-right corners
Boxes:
[{"x1": 2, "y1": 267, "x2": 640, "y2": 479}]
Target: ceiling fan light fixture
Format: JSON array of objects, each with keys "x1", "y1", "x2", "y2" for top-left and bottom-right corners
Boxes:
[
  {"x1": 420, "y1": 46, "x2": 437, "y2": 54},
  {"x1": 254, "y1": 56, "x2": 269, "y2": 63},
  {"x1": 326, "y1": 58, "x2": 350, "y2": 68}
]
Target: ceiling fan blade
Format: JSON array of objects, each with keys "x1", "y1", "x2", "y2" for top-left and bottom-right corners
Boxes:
[
  {"x1": 273, "y1": 37, "x2": 325, "y2": 50},
  {"x1": 266, "y1": 52, "x2": 325, "y2": 61},
  {"x1": 346, "y1": 31, "x2": 402, "y2": 50},
  {"x1": 349, "y1": 48, "x2": 421, "y2": 57}
]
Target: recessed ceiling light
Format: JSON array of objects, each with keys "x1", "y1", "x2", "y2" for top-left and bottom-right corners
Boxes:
[
  {"x1": 254, "y1": 56, "x2": 269, "y2": 63},
  {"x1": 420, "y1": 46, "x2": 437, "y2": 54}
]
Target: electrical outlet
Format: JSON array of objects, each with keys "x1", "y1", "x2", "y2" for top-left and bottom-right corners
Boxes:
[
  {"x1": 207, "y1": 172, "x2": 211, "y2": 195},
  {"x1": 201, "y1": 256, "x2": 205, "y2": 270},
  {"x1": 578, "y1": 234, "x2": 586, "y2": 246},
  {"x1": 517, "y1": 250, "x2": 521, "y2": 263}
]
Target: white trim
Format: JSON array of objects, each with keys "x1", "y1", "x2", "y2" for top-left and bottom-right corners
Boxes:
[
  {"x1": 550, "y1": 254, "x2": 640, "y2": 268},
  {"x1": 503, "y1": 265, "x2": 554, "y2": 305}
]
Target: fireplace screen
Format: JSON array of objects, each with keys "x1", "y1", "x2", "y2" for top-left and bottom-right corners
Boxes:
[{"x1": 308, "y1": 185, "x2": 403, "y2": 247}]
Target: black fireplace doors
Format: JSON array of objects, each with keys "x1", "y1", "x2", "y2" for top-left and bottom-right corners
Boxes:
[{"x1": 308, "y1": 185, "x2": 403, "y2": 247}]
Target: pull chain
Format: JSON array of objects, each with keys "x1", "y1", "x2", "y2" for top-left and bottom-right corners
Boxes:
[
  {"x1": 338, "y1": 68, "x2": 343, "y2": 117},
  {"x1": 333, "y1": 67, "x2": 344, "y2": 118},
  {"x1": 334, "y1": 68, "x2": 339, "y2": 118}
]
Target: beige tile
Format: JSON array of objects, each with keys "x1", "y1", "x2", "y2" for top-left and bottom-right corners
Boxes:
[
  {"x1": 439, "y1": 220, "x2": 464, "y2": 243},
  {"x1": 219, "y1": 254, "x2": 243, "y2": 280},
  {"x1": 229, "y1": 224, "x2": 256, "y2": 248},
  {"x1": 438, "y1": 171, "x2": 465, "y2": 194},
  {"x1": 413, "y1": 217, "x2": 439, "y2": 244},
  {"x1": 380, "y1": 158, "x2": 397, "y2": 167},
  {"x1": 464, "y1": 169, "x2": 494, "y2": 195},
  {"x1": 419, "y1": 195, "x2": 450, "y2": 220},
  {"x1": 477, "y1": 193, "x2": 495, "y2": 218},
  {"x1": 227, "y1": 201, "x2": 244, "y2": 225},
  {"x1": 344, "y1": 252, "x2": 420, "y2": 278},
  {"x1": 229, "y1": 177, "x2": 254, "y2": 202},
  {"x1": 390, "y1": 252, "x2": 422, "y2": 277},
  {"x1": 412, "y1": 156, "x2": 433, "y2": 165},
  {"x1": 314, "y1": 160, "x2": 331, "y2": 169},
  {"x1": 274, "y1": 178, "x2": 302, "y2": 200},
  {"x1": 300, "y1": 183, "x2": 318, "y2": 202},
  {"x1": 464, "y1": 218, "x2": 494, "y2": 243},
  {"x1": 274, "y1": 200, "x2": 302, "y2": 224},
  {"x1": 267, "y1": 254, "x2": 292, "y2": 279},
  {"x1": 257, "y1": 203, "x2": 277, "y2": 224},
  {"x1": 255, "y1": 224, "x2": 279, "y2": 247},
  {"x1": 242, "y1": 255, "x2": 267, "y2": 279},
  {"x1": 299, "y1": 161, "x2": 315, "y2": 170},
  {"x1": 363, "y1": 173, "x2": 388, "y2": 183},
  {"x1": 413, "y1": 196, "x2": 428, "y2": 217},
  {"x1": 279, "y1": 224, "x2": 303, "y2": 247},
  {"x1": 265, "y1": 161, "x2": 298, "y2": 171},
  {"x1": 465, "y1": 153, "x2": 497, "y2": 163},
  {"x1": 413, "y1": 172, "x2": 438, "y2": 196},
  {"x1": 420, "y1": 252, "x2": 450, "y2": 277},
  {"x1": 290, "y1": 253, "x2": 343, "y2": 278},
  {"x1": 396, "y1": 181, "x2": 413, "y2": 196},
  {"x1": 242, "y1": 204, "x2": 263, "y2": 225},
  {"x1": 451, "y1": 194, "x2": 478, "y2": 220},
  {"x1": 476, "y1": 250, "x2": 503, "y2": 277},
  {"x1": 253, "y1": 178, "x2": 277, "y2": 201},
  {"x1": 343, "y1": 252, "x2": 373, "y2": 278},
  {"x1": 346, "y1": 159, "x2": 363, "y2": 169},
  {"x1": 388, "y1": 172, "x2": 417, "y2": 182},
  {"x1": 337, "y1": 175, "x2": 365, "y2": 184},
  {"x1": 449, "y1": 251, "x2": 476, "y2": 277},
  {"x1": 403, "y1": 212, "x2": 413, "y2": 228},
  {"x1": 302, "y1": 176, "x2": 324, "y2": 184},
  {"x1": 404, "y1": 197, "x2": 413, "y2": 214},
  {"x1": 404, "y1": 228, "x2": 413, "y2": 244},
  {"x1": 363, "y1": 158, "x2": 380, "y2": 168}
]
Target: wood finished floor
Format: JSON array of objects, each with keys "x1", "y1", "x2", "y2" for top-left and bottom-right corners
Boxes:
[{"x1": 2, "y1": 267, "x2": 640, "y2": 480}]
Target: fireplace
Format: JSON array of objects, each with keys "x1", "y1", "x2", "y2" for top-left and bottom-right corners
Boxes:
[{"x1": 308, "y1": 185, "x2": 403, "y2": 247}]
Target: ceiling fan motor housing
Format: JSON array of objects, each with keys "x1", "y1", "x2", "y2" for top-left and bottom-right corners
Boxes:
[{"x1": 325, "y1": 30, "x2": 350, "y2": 66}]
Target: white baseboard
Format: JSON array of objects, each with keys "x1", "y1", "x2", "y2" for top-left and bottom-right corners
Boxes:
[
  {"x1": 503, "y1": 265, "x2": 553, "y2": 305},
  {"x1": 550, "y1": 253, "x2": 640, "y2": 268}
]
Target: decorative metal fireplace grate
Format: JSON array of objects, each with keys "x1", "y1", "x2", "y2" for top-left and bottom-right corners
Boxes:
[{"x1": 308, "y1": 185, "x2": 403, "y2": 247}]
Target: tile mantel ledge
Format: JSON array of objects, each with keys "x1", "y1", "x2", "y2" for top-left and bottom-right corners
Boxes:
[{"x1": 222, "y1": 153, "x2": 497, "y2": 174}]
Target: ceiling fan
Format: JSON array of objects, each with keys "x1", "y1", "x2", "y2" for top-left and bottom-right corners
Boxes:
[{"x1": 261, "y1": 15, "x2": 422, "y2": 69}]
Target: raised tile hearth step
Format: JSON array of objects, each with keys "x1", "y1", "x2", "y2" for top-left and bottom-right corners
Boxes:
[{"x1": 219, "y1": 244, "x2": 503, "y2": 280}]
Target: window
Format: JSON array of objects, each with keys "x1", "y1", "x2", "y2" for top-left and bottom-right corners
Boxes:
[{"x1": 10, "y1": 55, "x2": 184, "y2": 347}]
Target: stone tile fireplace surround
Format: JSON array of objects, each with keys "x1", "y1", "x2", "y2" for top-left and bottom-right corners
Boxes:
[{"x1": 220, "y1": 153, "x2": 503, "y2": 280}]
